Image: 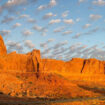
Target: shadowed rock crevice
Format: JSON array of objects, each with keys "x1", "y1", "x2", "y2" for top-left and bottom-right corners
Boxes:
[
  {"x1": 81, "y1": 60, "x2": 86, "y2": 73},
  {"x1": 78, "y1": 85, "x2": 105, "y2": 95}
]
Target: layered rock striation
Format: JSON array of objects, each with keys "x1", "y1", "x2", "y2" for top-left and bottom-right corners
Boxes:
[
  {"x1": 0, "y1": 35, "x2": 42, "y2": 73},
  {"x1": 42, "y1": 58, "x2": 105, "y2": 75}
]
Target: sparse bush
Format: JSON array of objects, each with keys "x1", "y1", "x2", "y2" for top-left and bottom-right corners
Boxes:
[
  {"x1": 29, "y1": 81, "x2": 33, "y2": 84},
  {"x1": 16, "y1": 75, "x2": 20, "y2": 79}
]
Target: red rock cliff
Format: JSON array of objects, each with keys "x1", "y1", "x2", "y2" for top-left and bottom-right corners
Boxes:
[
  {"x1": 0, "y1": 35, "x2": 105, "y2": 75},
  {"x1": 42, "y1": 58, "x2": 105, "y2": 74},
  {"x1": 0, "y1": 35, "x2": 7, "y2": 55},
  {"x1": 0, "y1": 35, "x2": 42, "y2": 73}
]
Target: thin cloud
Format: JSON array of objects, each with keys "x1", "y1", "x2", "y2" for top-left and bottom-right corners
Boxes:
[
  {"x1": 0, "y1": 0, "x2": 37, "y2": 14},
  {"x1": 0, "y1": 30, "x2": 11, "y2": 36},
  {"x1": 83, "y1": 24, "x2": 91, "y2": 29},
  {"x1": 72, "y1": 33, "x2": 82, "y2": 39},
  {"x1": 24, "y1": 40, "x2": 35, "y2": 49},
  {"x1": 37, "y1": 0, "x2": 57, "y2": 11},
  {"x1": 76, "y1": 18, "x2": 80, "y2": 22},
  {"x1": 49, "y1": 19, "x2": 61, "y2": 24},
  {"x1": 62, "y1": 30, "x2": 73, "y2": 35},
  {"x1": 53, "y1": 26, "x2": 65, "y2": 33},
  {"x1": 43, "y1": 12, "x2": 56, "y2": 20},
  {"x1": 93, "y1": 0, "x2": 105, "y2": 6},
  {"x1": 12, "y1": 23, "x2": 21, "y2": 28},
  {"x1": 27, "y1": 18, "x2": 36, "y2": 23},
  {"x1": 19, "y1": 14, "x2": 29, "y2": 19},
  {"x1": 63, "y1": 19, "x2": 74, "y2": 24},
  {"x1": 78, "y1": 0, "x2": 87, "y2": 3},
  {"x1": 89, "y1": 14, "x2": 102, "y2": 21},
  {"x1": 7, "y1": 40, "x2": 24, "y2": 53},
  {"x1": 22, "y1": 30, "x2": 33, "y2": 36},
  {"x1": 62, "y1": 11, "x2": 69, "y2": 18},
  {"x1": 1, "y1": 16, "x2": 15, "y2": 24}
]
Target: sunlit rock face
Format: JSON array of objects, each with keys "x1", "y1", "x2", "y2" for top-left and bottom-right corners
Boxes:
[
  {"x1": 0, "y1": 35, "x2": 42, "y2": 73},
  {"x1": 80, "y1": 58, "x2": 105, "y2": 74},
  {"x1": 0, "y1": 35, "x2": 105, "y2": 98},
  {"x1": 26, "y1": 49, "x2": 42, "y2": 73},
  {"x1": 42, "y1": 58, "x2": 105, "y2": 75},
  {"x1": 0, "y1": 35, "x2": 105, "y2": 74},
  {"x1": 0, "y1": 35, "x2": 7, "y2": 56}
]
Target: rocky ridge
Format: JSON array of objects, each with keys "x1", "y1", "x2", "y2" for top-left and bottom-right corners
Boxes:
[
  {"x1": 0, "y1": 35, "x2": 105, "y2": 98},
  {"x1": 0, "y1": 35, "x2": 105, "y2": 75}
]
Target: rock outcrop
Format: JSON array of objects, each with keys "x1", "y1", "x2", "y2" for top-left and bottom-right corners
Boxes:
[
  {"x1": 0, "y1": 35, "x2": 7, "y2": 56},
  {"x1": 0, "y1": 35, "x2": 42, "y2": 73},
  {"x1": 27, "y1": 49, "x2": 42, "y2": 73},
  {"x1": 0, "y1": 35, "x2": 105, "y2": 75},
  {"x1": 0, "y1": 50, "x2": 42, "y2": 73},
  {"x1": 0, "y1": 35, "x2": 105, "y2": 98},
  {"x1": 42, "y1": 58, "x2": 105, "y2": 75}
]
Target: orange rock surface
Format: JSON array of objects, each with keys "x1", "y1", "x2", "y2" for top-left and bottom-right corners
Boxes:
[
  {"x1": 0, "y1": 35, "x2": 105, "y2": 99},
  {"x1": 42, "y1": 58, "x2": 105, "y2": 75},
  {"x1": 0, "y1": 35, "x2": 7, "y2": 56},
  {"x1": 0, "y1": 35, "x2": 42, "y2": 73},
  {"x1": 0, "y1": 35, "x2": 105, "y2": 75}
]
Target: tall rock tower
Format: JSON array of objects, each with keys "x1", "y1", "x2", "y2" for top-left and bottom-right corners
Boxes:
[{"x1": 0, "y1": 35, "x2": 7, "y2": 56}]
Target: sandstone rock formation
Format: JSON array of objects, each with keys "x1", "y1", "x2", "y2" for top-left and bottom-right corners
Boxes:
[
  {"x1": 0, "y1": 35, "x2": 105, "y2": 75},
  {"x1": 0, "y1": 35, "x2": 105, "y2": 99},
  {"x1": 42, "y1": 58, "x2": 105, "y2": 75},
  {"x1": 0, "y1": 35, "x2": 7, "y2": 56},
  {"x1": 0, "y1": 35, "x2": 42, "y2": 73}
]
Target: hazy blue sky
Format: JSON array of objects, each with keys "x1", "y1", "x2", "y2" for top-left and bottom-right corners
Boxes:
[{"x1": 0, "y1": 0, "x2": 105, "y2": 60}]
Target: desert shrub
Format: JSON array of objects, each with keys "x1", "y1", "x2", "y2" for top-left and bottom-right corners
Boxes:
[
  {"x1": 22, "y1": 91, "x2": 27, "y2": 96},
  {"x1": 16, "y1": 75, "x2": 20, "y2": 79},
  {"x1": 29, "y1": 81, "x2": 33, "y2": 84}
]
